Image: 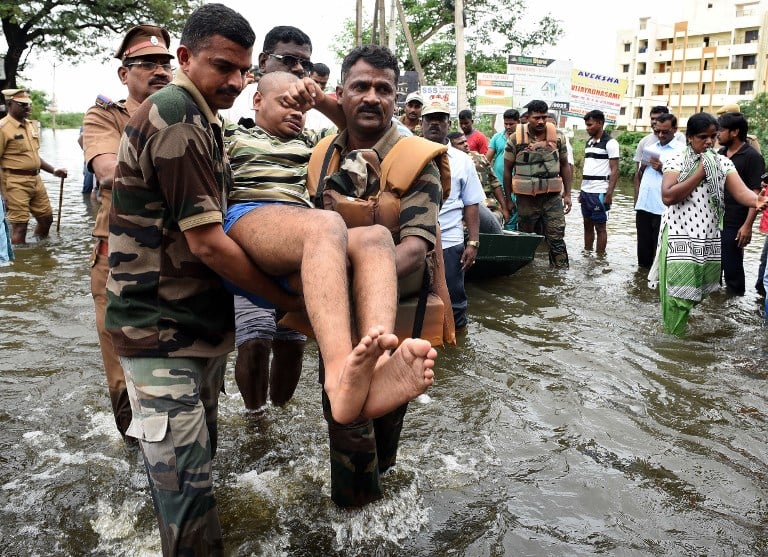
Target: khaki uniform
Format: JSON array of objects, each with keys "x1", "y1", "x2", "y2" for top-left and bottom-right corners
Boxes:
[
  {"x1": 81, "y1": 95, "x2": 137, "y2": 438},
  {"x1": 0, "y1": 115, "x2": 52, "y2": 223}
]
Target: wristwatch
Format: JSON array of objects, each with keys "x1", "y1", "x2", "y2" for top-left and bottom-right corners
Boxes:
[{"x1": 466, "y1": 240, "x2": 480, "y2": 248}]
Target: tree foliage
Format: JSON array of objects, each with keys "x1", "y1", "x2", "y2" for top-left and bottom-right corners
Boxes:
[
  {"x1": 332, "y1": 0, "x2": 562, "y2": 99},
  {"x1": 0, "y1": 0, "x2": 200, "y2": 90},
  {"x1": 739, "y1": 93, "x2": 768, "y2": 157}
]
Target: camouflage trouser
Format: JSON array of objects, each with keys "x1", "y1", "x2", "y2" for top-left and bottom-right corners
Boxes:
[
  {"x1": 320, "y1": 363, "x2": 408, "y2": 508},
  {"x1": 517, "y1": 192, "x2": 569, "y2": 268},
  {"x1": 122, "y1": 355, "x2": 227, "y2": 557}
]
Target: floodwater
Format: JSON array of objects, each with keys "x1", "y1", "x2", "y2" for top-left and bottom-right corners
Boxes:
[{"x1": 1, "y1": 128, "x2": 767, "y2": 556}]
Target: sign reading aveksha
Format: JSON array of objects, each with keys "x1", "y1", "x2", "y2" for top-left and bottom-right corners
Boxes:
[{"x1": 564, "y1": 69, "x2": 627, "y2": 124}]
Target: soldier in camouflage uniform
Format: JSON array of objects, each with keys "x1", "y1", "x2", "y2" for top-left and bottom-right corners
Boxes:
[
  {"x1": 448, "y1": 130, "x2": 507, "y2": 231},
  {"x1": 312, "y1": 45, "x2": 444, "y2": 507},
  {"x1": 105, "y1": 6, "x2": 297, "y2": 555},
  {"x1": 82, "y1": 24, "x2": 174, "y2": 443},
  {"x1": 398, "y1": 90, "x2": 423, "y2": 136},
  {"x1": 223, "y1": 70, "x2": 437, "y2": 427}
]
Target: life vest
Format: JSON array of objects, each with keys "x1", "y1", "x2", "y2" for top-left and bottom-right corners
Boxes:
[
  {"x1": 283, "y1": 133, "x2": 456, "y2": 346},
  {"x1": 510, "y1": 122, "x2": 564, "y2": 196}
]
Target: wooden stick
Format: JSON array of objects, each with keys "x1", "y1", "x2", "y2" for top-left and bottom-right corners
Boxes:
[{"x1": 56, "y1": 175, "x2": 64, "y2": 232}]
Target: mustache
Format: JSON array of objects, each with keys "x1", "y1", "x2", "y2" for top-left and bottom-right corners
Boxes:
[
  {"x1": 216, "y1": 85, "x2": 242, "y2": 97},
  {"x1": 357, "y1": 105, "x2": 382, "y2": 115},
  {"x1": 149, "y1": 77, "x2": 170, "y2": 87}
]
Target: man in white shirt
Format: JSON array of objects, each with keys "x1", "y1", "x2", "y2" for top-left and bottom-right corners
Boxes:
[
  {"x1": 422, "y1": 99, "x2": 485, "y2": 333},
  {"x1": 634, "y1": 113, "x2": 684, "y2": 268},
  {"x1": 578, "y1": 110, "x2": 619, "y2": 254}
]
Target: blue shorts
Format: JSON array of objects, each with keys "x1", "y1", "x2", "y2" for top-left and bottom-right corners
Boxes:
[
  {"x1": 579, "y1": 191, "x2": 610, "y2": 224},
  {"x1": 222, "y1": 201, "x2": 294, "y2": 308}
]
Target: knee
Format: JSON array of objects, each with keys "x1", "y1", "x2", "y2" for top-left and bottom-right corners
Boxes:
[{"x1": 316, "y1": 211, "x2": 348, "y2": 241}]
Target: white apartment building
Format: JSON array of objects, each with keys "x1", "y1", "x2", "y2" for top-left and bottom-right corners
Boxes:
[{"x1": 615, "y1": 0, "x2": 768, "y2": 130}]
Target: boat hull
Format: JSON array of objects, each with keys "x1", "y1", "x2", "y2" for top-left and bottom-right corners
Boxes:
[{"x1": 465, "y1": 230, "x2": 544, "y2": 279}]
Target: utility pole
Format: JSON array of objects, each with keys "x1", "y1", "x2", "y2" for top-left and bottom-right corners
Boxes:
[
  {"x1": 455, "y1": 0, "x2": 468, "y2": 111},
  {"x1": 395, "y1": 0, "x2": 425, "y2": 84},
  {"x1": 355, "y1": 0, "x2": 363, "y2": 47},
  {"x1": 388, "y1": 0, "x2": 397, "y2": 51}
]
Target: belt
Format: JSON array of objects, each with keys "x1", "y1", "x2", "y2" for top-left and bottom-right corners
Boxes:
[
  {"x1": 97, "y1": 240, "x2": 109, "y2": 256},
  {"x1": 4, "y1": 168, "x2": 39, "y2": 176}
]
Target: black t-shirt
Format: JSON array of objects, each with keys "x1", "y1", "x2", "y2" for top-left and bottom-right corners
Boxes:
[{"x1": 719, "y1": 143, "x2": 765, "y2": 228}]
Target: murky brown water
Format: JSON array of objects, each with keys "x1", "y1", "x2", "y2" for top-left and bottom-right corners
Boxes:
[{"x1": 1, "y1": 128, "x2": 767, "y2": 556}]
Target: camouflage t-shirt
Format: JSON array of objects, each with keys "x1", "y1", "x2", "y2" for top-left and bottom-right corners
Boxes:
[
  {"x1": 106, "y1": 72, "x2": 235, "y2": 358},
  {"x1": 223, "y1": 120, "x2": 322, "y2": 207},
  {"x1": 327, "y1": 123, "x2": 441, "y2": 248}
]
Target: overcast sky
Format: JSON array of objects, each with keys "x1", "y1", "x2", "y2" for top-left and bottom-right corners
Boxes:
[{"x1": 23, "y1": 0, "x2": 683, "y2": 112}]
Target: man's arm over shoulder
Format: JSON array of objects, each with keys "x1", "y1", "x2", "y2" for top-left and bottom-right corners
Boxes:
[{"x1": 397, "y1": 159, "x2": 442, "y2": 277}]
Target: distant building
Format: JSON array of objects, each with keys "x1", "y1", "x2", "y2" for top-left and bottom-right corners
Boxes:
[{"x1": 615, "y1": 0, "x2": 768, "y2": 130}]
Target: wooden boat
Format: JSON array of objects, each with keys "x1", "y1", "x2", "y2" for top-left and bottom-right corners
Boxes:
[{"x1": 465, "y1": 230, "x2": 544, "y2": 279}]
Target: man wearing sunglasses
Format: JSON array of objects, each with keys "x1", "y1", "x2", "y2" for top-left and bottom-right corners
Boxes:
[
  {"x1": 81, "y1": 24, "x2": 174, "y2": 444},
  {"x1": 0, "y1": 88, "x2": 68, "y2": 245},
  {"x1": 258, "y1": 25, "x2": 313, "y2": 78}
]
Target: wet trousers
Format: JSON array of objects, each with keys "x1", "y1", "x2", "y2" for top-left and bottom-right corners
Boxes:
[
  {"x1": 90, "y1": 249, "x2": 131, "y2": 437},
  {"x1": 516, "y1": 192, "x2": 569, "y2": 268},
  {"x1": 122, "y1": 355, "x2": 226, "y2": 556}
]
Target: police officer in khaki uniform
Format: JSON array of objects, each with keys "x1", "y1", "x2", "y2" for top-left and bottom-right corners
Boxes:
[
  {"x1": 82, "y1": 24, "x2": 174, "y2": 441},
  {"x1": 0, "y1": 88, "x2": 67, "y2": 244}
]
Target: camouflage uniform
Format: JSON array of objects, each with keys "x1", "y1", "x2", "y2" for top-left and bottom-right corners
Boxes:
[
  {"x1": 319, "y1": 123, "x2": 442, "y2": 507},
  {"x1": 107, "y1": 71, "x2": 234, "y2": 555},
  {"x1": 82, "y1": 94, "x2": 138, "y2": 438},
  {"x1": 469, "y1": 150, "x2": 502, "y2": 210},
  {"x1": 398, "y1": 115, "x2": 422, "y2": 137},
  {"x1": 504, "y1": 131, "x2": 570, "y2": 268}
]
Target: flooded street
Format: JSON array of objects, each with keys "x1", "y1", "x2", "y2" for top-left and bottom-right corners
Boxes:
[{"x1": 1, "y1": 128, "x2": 767, "y2": 556}]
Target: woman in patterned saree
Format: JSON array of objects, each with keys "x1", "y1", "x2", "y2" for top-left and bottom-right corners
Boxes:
[{"x1": 649, "y1": 112, "x2": 767, "y2": 335}]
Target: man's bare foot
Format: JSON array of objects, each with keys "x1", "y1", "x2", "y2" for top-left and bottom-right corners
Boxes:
[
  {"x1": 361, "y1": 338, "x2": 436, "y2": 419},
  {"x1": 325, "y1": 326, "x2": 398, "y2": 424}
]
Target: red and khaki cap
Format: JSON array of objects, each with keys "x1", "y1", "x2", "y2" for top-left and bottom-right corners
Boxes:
[
  {"x1": 1, "y1": 88, "x2": 32, "y2": 104},
  {"x1": 115, "y1": 25, "x2": 173, "y2": 60}
]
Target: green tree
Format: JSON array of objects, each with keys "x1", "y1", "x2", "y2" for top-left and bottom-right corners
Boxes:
[
  {"x1": 739, "y1": 93, "x2": 768, "y2": 155},
  {"x1": 0, "y1": 0, "x2": 200, "y2": 91},
  {"x1": 332, "y1": 0, "x2": 562, "y2": 99}
]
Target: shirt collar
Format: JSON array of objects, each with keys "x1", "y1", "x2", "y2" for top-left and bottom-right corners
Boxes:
[{"x1": 171, "y1": 70, "x2": 219, "y2": 126}]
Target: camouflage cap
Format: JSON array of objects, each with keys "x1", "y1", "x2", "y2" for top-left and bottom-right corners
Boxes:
[
  {"x1": 1, "y1": 88, "x2": 32, "y2": 104},
  {"x1": 115, "y1": 25, "x2": 174, "y2": 60},
  {"x1": 716, "y1": 103, "x2": 741, "y2": 115},
  {"x1": 421, "y1": 99, "x2": 450, "y2": 116}
]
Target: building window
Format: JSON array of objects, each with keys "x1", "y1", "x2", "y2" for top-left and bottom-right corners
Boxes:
[
  {"x1": 622, "y1": 64, "x2": 630, "y2": 73},
  {"x1": 745, "y1": 29, "x2": 759, "y2": 43},
  {"x1": 633, "y1": 107, "x2": 643, "y2": 120},
  {"x1": 740, "y1": 81, "x2": 754, "y2": 94},
  {"x1": 624, "y1": 42, "x2": 631, "y2": 52},
  {"x1": 742, "y1": 54, "x2": 756, "y2": 69},
  {"x1": 620, "y1": 107, "x2": 626, "y2": 116}
]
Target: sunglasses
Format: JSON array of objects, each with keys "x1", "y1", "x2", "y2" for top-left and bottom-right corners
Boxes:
[{"x1": 268, "y1": 53, "x2": 313, "y2": 73}]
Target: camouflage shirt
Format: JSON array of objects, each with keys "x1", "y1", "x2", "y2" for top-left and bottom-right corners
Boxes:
[
  {"x1": 106, "y1": 71, "x2": 235, "y2": 358},
  {"x1": 327, "y1": 123, "x2": 441, "y2": 248},
  {"x1": 469, "y1": 150, "x2": 501, "y2": 198},
  {"x1": 223, "y1": 120, "x2": 322, "y2": 207}
]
